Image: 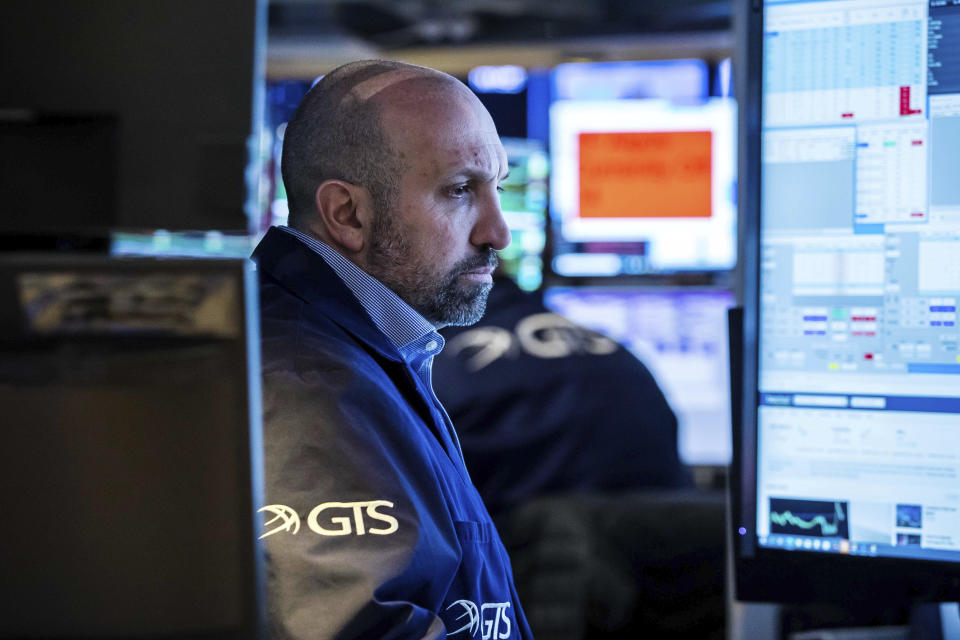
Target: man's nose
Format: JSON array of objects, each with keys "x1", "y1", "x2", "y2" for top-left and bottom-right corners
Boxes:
[{"x1": 472, "y1": 188, "x2": 511, "y2": 251}]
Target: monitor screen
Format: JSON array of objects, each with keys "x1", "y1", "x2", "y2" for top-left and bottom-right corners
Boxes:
[
  {"x1": 469, "y1": 66, "x2": 529, "y2": 139},
  {"x1": 552, "y1": 59, "x2": 710, "y2": 101},
  {"x1": 755, "y1": 0, "x2": 960, "y2": 565},
  {"x1": 549, "y1": 98, "x2": 737, "y2": 275},
  {"x1": 544, "y1": 286, "x2": 735, "y2": 466},
  {"x1": 111, "y1": 230, "x2": 259, "y2": 259},
  {"x1": 498, "y1": 137, "x2": 549, "y2": 291},
  {"x1": 737, "y1": 0, "x2": 960, "y2": 596}
]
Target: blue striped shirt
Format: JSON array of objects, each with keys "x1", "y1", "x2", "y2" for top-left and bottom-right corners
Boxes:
[{"x1": 279, "y1": 226, "x2": 463, "y2": 460}]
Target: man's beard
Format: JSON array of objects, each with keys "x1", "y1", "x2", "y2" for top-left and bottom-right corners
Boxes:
[{"x1": 365, "y1": 211, "x2": 499, "y2": 327}]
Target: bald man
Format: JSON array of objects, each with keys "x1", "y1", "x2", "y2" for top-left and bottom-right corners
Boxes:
[{"x1": 252, "y1": 61, "x2": 533, "y2": 639}]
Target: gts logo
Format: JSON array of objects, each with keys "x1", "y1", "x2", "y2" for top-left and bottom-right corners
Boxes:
[{"x1": 258, "y1": 501, "x2": 399, "y2": 539}]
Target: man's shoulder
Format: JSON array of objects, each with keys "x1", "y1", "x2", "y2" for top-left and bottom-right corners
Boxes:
[
  {"x1": 259, "y1": 276, "x2": 370, "y2": 370},
  {"x1": 260, "y1": 273, "x2": 412, "y2": 405},
  {"x1": 254, "y1": 227, "x2": 347, "y2": 310},
  {"x1": 258, "y1": 269, "x2": 432, "y2": 469}
]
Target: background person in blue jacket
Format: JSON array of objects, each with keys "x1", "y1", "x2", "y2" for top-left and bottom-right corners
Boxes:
[
  {"x1": 433, "y1": 276, "x2": 724, "y2": 640},
  {"x1": 252, "y1": 60, "x2": 534, "y2": 639},
  {"x1": 434, "y1": 274, "x2": 689, "y2": 518}
]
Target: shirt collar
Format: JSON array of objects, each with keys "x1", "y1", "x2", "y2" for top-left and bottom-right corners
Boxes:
[{"x1": 279, "y1": 226, "x2": 443, "y2": 359}]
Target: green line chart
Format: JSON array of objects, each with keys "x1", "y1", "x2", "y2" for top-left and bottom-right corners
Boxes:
[{"x1": 769, "y1": 498, "x2": 849, "y2": 538}]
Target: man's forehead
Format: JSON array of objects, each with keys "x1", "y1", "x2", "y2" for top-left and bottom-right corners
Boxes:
[
  {"x1": 377, "y1": 85, "x2": 495, "y2": 137},
  {"x1": 429, "y1": 135, "x2": 510, "y2": 184},
  {"x1": 340, "y1": 66, "x2": 505, "y2": 174},
  {"x1": 393, "y1": 107, "x2": 502, "y2": 157}
]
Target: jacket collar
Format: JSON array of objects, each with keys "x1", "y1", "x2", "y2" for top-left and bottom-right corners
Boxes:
[{"x1": 252, "y1": 227, "x2": 403, "y2": 363}]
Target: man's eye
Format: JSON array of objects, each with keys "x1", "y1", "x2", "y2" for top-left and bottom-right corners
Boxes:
[
  {"x1": 496, "y1": 185, "x2": 505, "y2": 194},
  {"x1": 450, "y1": 184, "x2": 470, "y2": 197}
]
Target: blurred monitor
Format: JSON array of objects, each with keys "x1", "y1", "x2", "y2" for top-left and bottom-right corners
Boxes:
[
  {"x1": 549, "y1": 98, "x2": 737, "y2": 276},
  {"x1": 498, "y1": 138, "x2": 549, "y2": 291},
  {"x1": 0, "y1": 0, "x2": 262, "y2": 234},
  {"x1": 552, "y1": 59, "x2": 710, "y2": 101},
  {"x1": 544, "y1": 286, "x2": 735, "y2": 466},
  {"x1": 469, "y1": 65, "x2": 528, "y2": 139},
  {"x1": 111, "y1": 230, "x2": 259, "y2": 259},
  {"x1": 0, "y1": 114, "x2": 119, "y2": 235},
  {"x1": 261, "y1": 80, "x2": 314, "y2": 231},
  {"x1": 0, "y1": 254, "x2": 265, "y2": 639},
  {"x1": 714, "y1": 57, "x2": 733, "y2": 98}
]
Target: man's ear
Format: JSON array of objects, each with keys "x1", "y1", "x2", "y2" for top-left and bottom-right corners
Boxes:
[{"x1": 312, "y1": 179, "x2": 371, "y2": 253}]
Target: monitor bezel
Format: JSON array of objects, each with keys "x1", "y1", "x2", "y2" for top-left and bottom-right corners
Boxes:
[
  {"x1": 0, "y1": 254, "x2": 267, "y2": 638},
  {"x1": 547, "y1": 97, "x2": 739, "y2": 277},
  {"x1": 731, "y1": 0, "x2": 960, "y2": 607}
]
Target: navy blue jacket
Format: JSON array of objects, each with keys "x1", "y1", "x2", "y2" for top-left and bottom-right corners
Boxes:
[
  {"x1": 435, "y1": 277, "x2": 689, "y2": 517},
  {"x1": 252, "y1": 228, "x2": 532, "y2": 640}
]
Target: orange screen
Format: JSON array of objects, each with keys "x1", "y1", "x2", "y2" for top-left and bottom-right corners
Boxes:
[{"x1": 578, "y1": 130, "x2": 712, "y2": 219}]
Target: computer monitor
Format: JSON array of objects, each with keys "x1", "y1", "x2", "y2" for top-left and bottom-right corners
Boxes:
[
  {"x1": 0, "y1": 0, "x2": 263, "y2": 234},
  {"x1": 498, "y1": 138, "x2": 549, "y2": 291},
  {"x1": 714, "y1": 57, "x2": 734, "y2": 98},
  {"x1": 544, "y1": 286, "x2": 735, "y2": 466},
  {"x1": 111, "y1": 230, "x2": 260, "y2": 259},
  {"x1": 469, "y1": 66, "x2": 528, "y2": 139},
  {"x1": 733, "y1": 0, "x2": 960, "y2": 612},
  {"x1": 549, "y1": 98, "x2": 737, "y2": 276},
  {"x1": 0, "y1": 255, "x2": 265, "y2": 638},
  {"x1": 552, "y1": 59, "x2": 710, "y2": 102}
]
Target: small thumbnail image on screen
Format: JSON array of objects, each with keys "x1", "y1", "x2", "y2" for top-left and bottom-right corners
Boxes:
[
  {"x1": 896, "y1": 504, "x2": 923, "y2": 529},
  {"x1": 897, "y1": 533, "x2": 923, "y2": 546},
  {"x1": 769, "y1": 498, "x2": 850, "y2": 539}
]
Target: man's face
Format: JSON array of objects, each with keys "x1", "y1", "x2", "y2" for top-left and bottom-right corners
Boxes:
[{"x1": 363, "y1": 84, "x2": 511, "y2": 327}]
